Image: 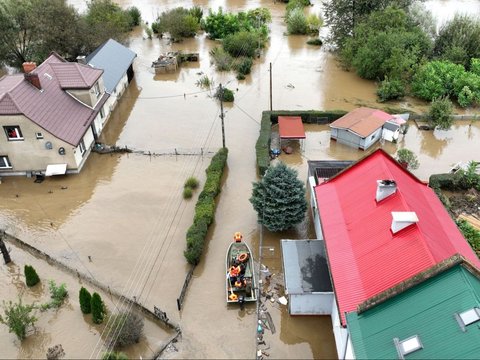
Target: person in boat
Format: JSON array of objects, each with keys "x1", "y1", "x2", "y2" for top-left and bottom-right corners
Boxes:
[{"x1": 239, "y1": 262, "x2": 246, "y2": 275}]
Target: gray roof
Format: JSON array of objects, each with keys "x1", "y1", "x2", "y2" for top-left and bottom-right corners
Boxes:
[
  {"x1": 0, "y1": 53, "x2": 108, "y2": 146},
  {"x1": 86, "y1": 39, "x2": 136, "y2": 93},
  {"x1": 281, "y1": 239, "x2": 332, "y2": 294},
  {"x1": 308, "y1": 160, "x2": 354, "y2": 184},
  {"x1": 383, "y1": 121, "x2": 400, "y2": 131}
]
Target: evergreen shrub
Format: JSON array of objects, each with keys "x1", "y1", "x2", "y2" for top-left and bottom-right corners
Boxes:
[{"x1": 24, "y1": 265, "x2": 40, "y2": 287}]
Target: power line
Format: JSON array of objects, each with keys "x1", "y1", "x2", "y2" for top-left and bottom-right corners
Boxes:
[{"x1": 90, "y1": 105, "x2": 223, "y2": 359}]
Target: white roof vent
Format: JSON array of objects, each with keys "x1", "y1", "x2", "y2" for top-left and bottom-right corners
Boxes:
[
  {"x1": 376, "y1": 179, "x2": 397, "y2": 202},
  {"x1": 391, "y1": 212, "x2": 418, "y2": 234}
]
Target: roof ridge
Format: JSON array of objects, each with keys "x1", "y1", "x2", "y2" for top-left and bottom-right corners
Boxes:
[
  {"x1": 356, "y1": 254, "x2": 480, "y2": 313},
  {"x1": 74, "y1": 63, "x2": 89, "y2": 87},
  {"x1": 321, "y1": 149, "x2": 425, "y2": 185}
]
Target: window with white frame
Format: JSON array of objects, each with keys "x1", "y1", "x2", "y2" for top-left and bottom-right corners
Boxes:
[
  {"x1": 36, "y1": 132, "x2": 44, "y2": 139},
  {"x1": 100, "y1": 106, "x2": 105, "y2": 119},
  {"x1": 79, "y1": 139, "x2": 86, "y2": 156},
  {"x1": 4, "y1": 126, "x2": 23, "y2": 141},
  {"x1": 0, "y1": 156, "x2": 12, "y2": 168}
]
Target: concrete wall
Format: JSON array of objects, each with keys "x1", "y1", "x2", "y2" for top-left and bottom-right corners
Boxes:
[
  {"x1": 289, "y1": 293, "x2": 334, "y2": 315},
  {"x1": 0, "y1": 115, "x2": 77, "y2": 175},
  {"x1": 332, "y1": 299, "x2": 350, "y2": 359},
  {"x1": 308, "y1": 176, "x2": 324, "y2": 240}
]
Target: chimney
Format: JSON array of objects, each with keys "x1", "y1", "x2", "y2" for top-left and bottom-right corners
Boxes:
[
  {"x1": 391, "y1": 212, "x2": 419, "y2": 234},
  {"x1": 76, "y1": 56, "x2": 86, "y2": 65},
  {"x1": 22, "y1": 62, "x2": 37, "y2": 73},
  {"x1": 24, "y1": 73, "x2": 41, "y2": 90},
  {"x1": 376, "y1": 179, "x2": 397, "y2": 202}
]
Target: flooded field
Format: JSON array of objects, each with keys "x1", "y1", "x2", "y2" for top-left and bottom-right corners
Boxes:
[
  {"x1": 1, "y1": 0, "x2": 480, "y2": 358},
  {"x1": 0, "y1": 241, "x2": 173, "y2": 359}
]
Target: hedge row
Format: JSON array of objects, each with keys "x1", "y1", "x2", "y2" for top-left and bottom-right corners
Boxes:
[
  {"x1": 255, "y1": 110, "x2": 347, "y2": 175},
  {"x1": 429, "y1": 172, "x2": 475, "y2": 191},
  {"x1": 184, "y1": 147, "x2": 229, "y2": 265}
]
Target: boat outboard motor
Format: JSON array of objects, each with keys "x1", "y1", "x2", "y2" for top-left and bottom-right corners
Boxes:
[{"x1": 238, "y1": 294, "x2": 245, "y2": 310}]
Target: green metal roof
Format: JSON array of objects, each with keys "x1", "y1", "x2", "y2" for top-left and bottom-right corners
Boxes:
[{"x1": 346, "y1": 265, "x2": 480, "y2": 359}]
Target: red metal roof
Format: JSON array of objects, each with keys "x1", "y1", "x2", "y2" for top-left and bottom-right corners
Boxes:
[
  {"x1": 329, "y1": 107, "x2": 393, "y2": 137},
  {"x1": 315, "y1": 149, "x2": 480, "y2": 325},
  {"x1": 278, "y1": 116, "x2": 306, "y2": 139},
  {"x1": 0, "y1": 53, "x2": 107, "y2": 146}
]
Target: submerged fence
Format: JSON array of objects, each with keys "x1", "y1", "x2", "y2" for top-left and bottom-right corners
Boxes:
[{"x1": 176, "y1": 264, "x2": 196, "y2": 311}]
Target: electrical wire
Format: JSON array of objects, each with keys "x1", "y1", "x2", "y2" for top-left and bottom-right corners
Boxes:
[{"x1": 90, "y1": 105, "x2": 222, "y2": 359}]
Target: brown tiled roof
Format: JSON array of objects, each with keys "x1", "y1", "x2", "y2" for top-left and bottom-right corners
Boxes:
[
  {"x1": 50, "y1": 62, "x2": 102, "y2": 89},
  {"x1": 0, "y1": 53, "x2": 109, "y2": 146},
  {"x1": 330, "y1": 107, "x2": 393, "y2": 138}
]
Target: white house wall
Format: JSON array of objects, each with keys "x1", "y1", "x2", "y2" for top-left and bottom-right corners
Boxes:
[
  {"x1": 92, "y1": 105, "x2": 109, "y2": 137},
  {"x1": 73, "y1": 127, "x2": 95, "y2": 171}
]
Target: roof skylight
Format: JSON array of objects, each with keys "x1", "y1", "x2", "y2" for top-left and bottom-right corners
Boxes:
[
  {"x1": 394, "y1": 335, "x2": 423, "y2": 359},
  {"x1": 456, "y1": 307, "x2": 480, "y2": 331}
]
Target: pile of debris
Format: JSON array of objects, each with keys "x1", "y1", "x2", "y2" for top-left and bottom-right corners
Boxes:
[{"x1": 152, "y1": 51, "x2": 199, "y2": 74}]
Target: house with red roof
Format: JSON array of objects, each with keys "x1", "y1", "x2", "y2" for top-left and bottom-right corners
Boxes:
[
  {"x1": 309, "y1": 149, "x2": 480, "y2": 358},
  {"x1": 330, "y1": 107, "x2": 395, "y2": 150},
  {"x1": 0, "y1": 53, "x2": 110, "y2": 177}
]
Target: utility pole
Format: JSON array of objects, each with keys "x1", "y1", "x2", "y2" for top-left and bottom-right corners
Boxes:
[
  {"x1": 219, "y1": 83, "x2": 226, "y2": 148},
  {"x1": 0, "y1": 230, "x2": 11, "y2": 264},
  {"x1": 269, "y1": 62, "x2": 273, "y2": 111}
]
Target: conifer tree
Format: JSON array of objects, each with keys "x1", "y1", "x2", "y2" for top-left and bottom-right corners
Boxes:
[
  {"x1": 250, "y1": 162, "x2": 307, "y2": 232},
  {"x1": 79, "y1": 287, "x2": 92, "y2": 314},
  {"x1": 91, "y1": 292, "x2": 105, "y2": 324},
  {"x1": 24, "y1": 265, "x2": 40, "y2": 287}
]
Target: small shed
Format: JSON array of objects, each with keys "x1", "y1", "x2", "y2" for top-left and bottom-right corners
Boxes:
[
  {"x1": 382, "y1": 114, "x2": 408, "y2": 143},
  {"x1": 278, "y1": 116, "x2": 306, "y2": 140},
  {"x1": 330, "y1": 107, "x2": 393, "y2": 150},
  {"x1": 281, "y1": 239, "x2": 333, "y2": 315}
]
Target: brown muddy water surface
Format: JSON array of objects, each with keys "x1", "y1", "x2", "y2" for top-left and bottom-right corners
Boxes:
[{"x1": 1, "y1": 0, "x2": 480, "y2": 358}]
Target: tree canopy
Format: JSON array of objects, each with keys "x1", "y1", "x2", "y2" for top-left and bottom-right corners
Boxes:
[
  {"x1": 433, "y1": 15, "x2": 480, "y2": 69},
  {"x1": 340, "y1": 6, "x2": 432, "y2": 80},
  {"x1": 250, "y1": 162, "x2": 307, "y2": 232},
  {"x1": 322, "y1": 0, "x2": 416, "y2": 49},
  {"x1": 0, "y1": 0, "x2": 138, "y2": 68}
]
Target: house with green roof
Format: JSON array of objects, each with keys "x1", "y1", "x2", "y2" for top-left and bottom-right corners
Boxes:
[{"x1": 346, "y1": 255, "x2": 480, "y2": 359}]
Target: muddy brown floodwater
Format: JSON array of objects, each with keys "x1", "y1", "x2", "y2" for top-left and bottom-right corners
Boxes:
[{"x1": 1, "y1": 0, "x2": 480, "y2": 358}]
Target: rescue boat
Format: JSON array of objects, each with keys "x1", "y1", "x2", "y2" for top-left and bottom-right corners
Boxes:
[{"x1": 226, "y1": 232, "x2": 257, "y2": 305}]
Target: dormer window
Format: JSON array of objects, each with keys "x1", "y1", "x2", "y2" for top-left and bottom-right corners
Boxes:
[
  {"x1": 394, "y1": 335, "x2": 423, "y2": 359},
  {"x1": 36, "y1": 132, "x2": 44, "y2": 139},
  {"x1": 4, "y1": 126, "x2": 23, "y2": 141},
  {"x1": 456, "y1": 307, "x2": 480, "y2": 331}
]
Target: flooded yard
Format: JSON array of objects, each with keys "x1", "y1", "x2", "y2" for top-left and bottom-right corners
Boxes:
[{"x1": 1, "y1": 0, "x2": 480, "y2": 358}]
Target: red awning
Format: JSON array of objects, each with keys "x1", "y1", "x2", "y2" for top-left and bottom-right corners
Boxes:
[{"x1": 278, "y1": 116, "x2": 306, "y2": 139}]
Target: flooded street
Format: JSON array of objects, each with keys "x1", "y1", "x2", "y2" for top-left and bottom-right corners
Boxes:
[{"x1": 1, "y1": 0, "x2": 480, "y2": 358}]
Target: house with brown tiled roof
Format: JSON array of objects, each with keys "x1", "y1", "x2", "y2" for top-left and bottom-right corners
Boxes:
[
  {"x1": 0, "y1": 52, "x2": 110, "y2": 177},
  {"x1": 330, "y1": 107, "x2": 395, "y2": 150}
]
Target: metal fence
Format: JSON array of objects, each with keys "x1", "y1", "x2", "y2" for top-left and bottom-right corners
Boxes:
[{"x1": 176, "y1": 264, "x2": 196, "y2": 311}]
